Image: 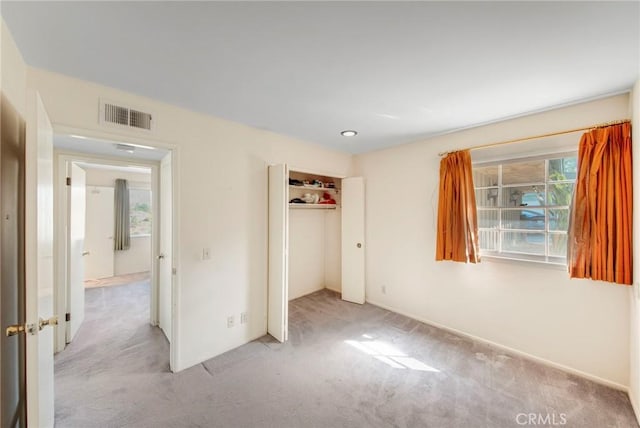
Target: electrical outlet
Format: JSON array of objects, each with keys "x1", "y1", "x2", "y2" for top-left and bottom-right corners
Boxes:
[
  {"x1": 381, "y1": 285, "x2": 386, "y2": 294},
  {"x1": 202, "y1": 248, "x2": 211, "y2": 260},
  {"x1": 240, "y1": 312, "x2": 248, "y2": 324},
  {"x1": 227, "y1": 316, "x2": 235, "y2": 328}
]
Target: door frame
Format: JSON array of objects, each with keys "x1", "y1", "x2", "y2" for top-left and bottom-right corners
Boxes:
[
  {"x1": 1, "y1": 90, "x2": 28, "y2": 428},
  {"x1": 52, "y1": 126, "x2": 180, "y2": 372}
]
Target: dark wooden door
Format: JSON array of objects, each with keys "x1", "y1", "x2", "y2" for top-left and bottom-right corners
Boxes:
[{"x1": 1, "y1": 92, "x2": 27, "y2": 428}]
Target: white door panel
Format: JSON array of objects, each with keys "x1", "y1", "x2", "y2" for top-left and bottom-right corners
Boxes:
[
  {"x1": 341, "y1": 177, "x2": 365, "y2": 304},
  {"x1": 158, "y1": 153, "x2": 172, "y2": 342},
  {"x1": 84, "y1": 186, "x2": 114, "y2": 279},
  {"x1": 25, "y1": 91, "x2": 55, "y2": 428},
  {"x1": 268, "y1": 164, "x2": 288, "y2": 342},
  {"x1": 67, "y1": 163, "x2": 86, "y2": 342}
]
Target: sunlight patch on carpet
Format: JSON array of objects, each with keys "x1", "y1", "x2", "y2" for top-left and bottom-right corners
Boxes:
[{"x1": 345, "y1": 335, "x2": 440, "y2": 372}]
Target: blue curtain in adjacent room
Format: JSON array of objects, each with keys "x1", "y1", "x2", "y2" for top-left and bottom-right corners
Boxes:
[{"x1": 114, "y1": 178, "x2": 130, "y2": 251}]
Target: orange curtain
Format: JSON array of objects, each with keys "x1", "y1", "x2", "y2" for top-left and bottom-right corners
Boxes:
[
  {"x1": 568, "y1": 122, "x2": 632, "y2": 285},
  {"x1": 435, "y1": 150, "x2": 480, "y2": 263}
]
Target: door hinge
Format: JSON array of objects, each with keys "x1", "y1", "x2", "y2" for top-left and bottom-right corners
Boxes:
[
  {"x1": 66, "y1": 177, "x2": 71, "y2": 186},
  {"x1": 65, "y1": 312, "x2": 71, "y2": 322}
]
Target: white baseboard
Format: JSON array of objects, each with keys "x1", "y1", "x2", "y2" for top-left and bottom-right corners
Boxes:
[
  {"x1": 366, "y1": 298, "x2": 629, "y2": 392},
  {"x1": 290, "y1": 286, "x2": 341, "y2": 301},
  {"x1": 325, "y1": 285, "x2": 341, "y2": 294},
  {"x1": 175, "y1": 330, "x2": 266, "y2": 373}
]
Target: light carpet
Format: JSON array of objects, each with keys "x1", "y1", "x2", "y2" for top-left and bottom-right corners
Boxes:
[
  {"x1": 54, "y1": 283, "x2": 638, "y2": 427},
  {"x1": 83, "y1": 271, "x2": 151, "y2": 289}
]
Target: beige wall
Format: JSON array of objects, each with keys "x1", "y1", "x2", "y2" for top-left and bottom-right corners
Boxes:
[
  {"x1": 356, "y1": 94, "x2": 632, "y2": 387},
  {"x1": 630, "y1": 79, "x2": 640, "y2": 419},
  {"x1": 114, "y1": 236, "x2": 150, "y2": 276},
  {"x1": 288, "y1": 208, "x2": 341, "y2": 300},
  {"x1": 29, "y1": 67, "x2": 354, "y2": 370},
  {"x1": 1, "y1": 18, "x2": 27, "y2": 115},
  {"x1": 289, "y1": 209, "x2": 327, "y2": 300}
]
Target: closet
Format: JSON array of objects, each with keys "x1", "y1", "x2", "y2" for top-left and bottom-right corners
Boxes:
[{"x1": 268, "y1": 164, "x2": 365, "y2": 342}]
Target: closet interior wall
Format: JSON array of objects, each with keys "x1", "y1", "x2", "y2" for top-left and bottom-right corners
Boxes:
[{"x1": 288, "y1": 170, "x2": 342, "y2": 300}]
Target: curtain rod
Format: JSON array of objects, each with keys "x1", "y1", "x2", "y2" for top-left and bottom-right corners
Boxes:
[{"x1": 437, "y1": 119, "x2": 631, "y2": 157}]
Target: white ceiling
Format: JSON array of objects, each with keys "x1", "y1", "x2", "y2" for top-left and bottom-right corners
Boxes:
[{"x1": 3, "y1": 1, "x2": 639, "y2": 154}]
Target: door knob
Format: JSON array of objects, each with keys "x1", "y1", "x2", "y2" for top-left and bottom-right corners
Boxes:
[
  {"x1": 158, "y1": 254, "x2": 165, "y2": 260},
  {"x1": 357, "y1": 243, "x2": 362, "y2": 248},
  {"x1": 38, "y1": 316, "x2": 59, "y2": 331},
  {"x1": 6, "y1": 324, "x2": 26, "y2": 337},
  {"x1": 82, "y1": 251, "x2": 90, "y2": 256},
  {"x1": 5, "y1": 323, "x2": 36, "y2": 337}
]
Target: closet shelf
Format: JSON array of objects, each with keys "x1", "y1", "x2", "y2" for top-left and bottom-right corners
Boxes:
[
  {"x1": 289, "y1": 185, "x2": 338, "y2": 192},
  {"x1": 289, "y1": 203, "x2": 337, "y2": 210}
]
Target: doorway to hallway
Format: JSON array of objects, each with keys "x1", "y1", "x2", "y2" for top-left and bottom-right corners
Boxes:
[{"x1": 52, "y1": 133, "x2": 176, "y2": 422}]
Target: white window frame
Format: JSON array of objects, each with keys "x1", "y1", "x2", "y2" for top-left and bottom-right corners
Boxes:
[{"x1": 473, "y1": 151, "x2": 577, "y2": 266}]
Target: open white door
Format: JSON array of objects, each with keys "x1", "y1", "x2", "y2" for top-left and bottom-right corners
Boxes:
[
  {"x1": 158, "y1": 152, "x2": 172, "y2": 342},
  {"x1": 25, "y1": 91, "x2": 55, "y2": 427},
  {"x1": 84, "y1": 186, "x2": 115, "y2": 279},
  {"x1": 67, "y1": 163, "x2": 86, "y2": 342},
  {"x1": 267, "y1": 164, "x2": 288, "y2": 342},
  {"x1": 341, "y1": 177, "x2": 365, "y2": 304}
]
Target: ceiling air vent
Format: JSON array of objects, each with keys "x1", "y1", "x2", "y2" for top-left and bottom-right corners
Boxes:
[
  {"x1": 100, "y1": 99, "x2": 154, "y2": 131},
  {"x1": 130, "y1": 109, "x2": 152, "y2": 130},
  {"x1": 104, "y1": 103, "x2": 129, "y2": 126}
]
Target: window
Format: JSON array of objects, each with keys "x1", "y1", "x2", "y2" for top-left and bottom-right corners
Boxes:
[
  {"x1": 130, "y1": 188, "x2": 152, "y2": 236},
  {"x1": 473, "y1": 154, "x2": 577, "y2": 265}
]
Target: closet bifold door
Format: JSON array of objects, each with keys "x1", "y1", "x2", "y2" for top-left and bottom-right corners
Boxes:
[
  {"x1": 267, "y1": 164, "x2": 288, "y2": 342},
  {"x1": 341, "y1": 177, "x2": 365, "y2": 304}
]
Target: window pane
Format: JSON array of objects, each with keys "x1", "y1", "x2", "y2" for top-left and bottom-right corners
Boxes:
[
  {"x1": 502, "y1": 185, "x2": 544, "y2": 207},
  {"x1": 501, "y1": 209, "x2": 545, "y2": 230},
  {"x1": 548, "y1": 233, "x2": 568, "y2": 257},
  {"x1": 130, "y1": 189, "x2": 152, "y2": 236},
  {"x1": 547, "y1": 183, "x2": 574, "y2": 206},
  {"x1": 479, "y1": 230, "x2": 499, "y2": 251},
  {"x1": 478, "y1": 209, "x2": 498, "y2": 228},
  {"x1": 502, "y1": 231, "x2": 545, "y2": 255},
  {"x1": 473, "y1": 152, "x2": 576, "y2": 265},
  {"x1": 549, "y1": 209, "x2": 569, "y2": 231},
  {"x1": 502, "y1": 160, "x2": 544, "y2": 185},
  {"x1": 473, "y1": 165, "x2": 498, "y2": 187},
  {"x1": 475, "y1": 188, "x2": 499, "y2": 207},
  {"x1": 549, "y1": 157, "x2": 577, "y2": 181}
]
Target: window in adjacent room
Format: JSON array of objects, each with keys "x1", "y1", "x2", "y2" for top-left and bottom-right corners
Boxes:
[
  {"x1": 473, "y1": 153, "x2": 577, "y2": 265},
  {"x1": 130, "y1": 188, "x2": 152, "y2": 236}
]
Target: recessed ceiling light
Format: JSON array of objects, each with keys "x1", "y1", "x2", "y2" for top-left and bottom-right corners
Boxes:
[
  {"x1": 122, "y1": 142, "x2": 156, "y2": 150},
  {"x1": 115, "y1": 143, "x2": 136, "y2": 153},
  {"x1": 341, "y1": 130, "x2": 358, "y2": 137}
]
